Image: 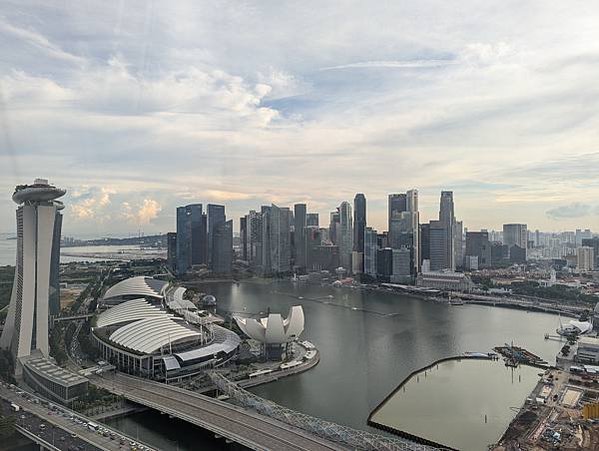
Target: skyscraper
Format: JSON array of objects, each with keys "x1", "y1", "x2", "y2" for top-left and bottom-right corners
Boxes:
[
  {"x1": 429, "y1": 220, "x2": 449, "y2": 271},
  {"x1": 1, "y1": 179, "x2": 66, "y2": 370},
  {"x1": 329, "y1": 210, "x2": 340, "y2": 245},
  {"x1": 207, "y1": 204, "x2": 226, "y2": 266},
  {"x1": 294, "y1": 203, "x2": 307, "y2": 269},
  {"x1": 388, "y1": 193, "x2": 407, "y2": 247},
  {"x1": 503, "y1": 223, "x2": 528, "y2": 262},
  {"x1": 465, "y1": 231, "x2": 491, "y2": 268},
  {"x1": 267, "y1": 204, "x2": 291, "y2": 273},
  {"x1": 240, "y1": 216, "x2": 248, "y2": 261},
  {"x1": 176, "y1": 204, "x2": 204, "y2": 275},
  {"x1": 364, "y1": 227, "x2": 378, "y2": 277},
  {"x1": 306, "y1": 213, "x2": 319, "y2": 227},
  {"x1": 338, "y1": 201, "x2": 353, "y2": 270},
  {"x1": 166, "y1": 232, "x2": 177, "y2": 270},
  {"x1": 353, "y1": 194, "x2": 366, "y2": 273},
  {"x1": 48, "y1": 210, "x2": 63, "y2": 316},
  {"x1": 439, "y1": 191, "x2": 455, "y2": 271},
  {"x1": 212, "y1": 220, "x2": 233, "y2": 273}
]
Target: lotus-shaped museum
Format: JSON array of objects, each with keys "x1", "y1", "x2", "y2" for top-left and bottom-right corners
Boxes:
[{"x1": 235, "y1": 306, "x2": 304, "y2": 344}]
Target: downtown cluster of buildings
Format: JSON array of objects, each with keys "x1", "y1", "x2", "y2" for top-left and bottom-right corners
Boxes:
[
  {"x1": 167, "y1": 203, "x2": 233, "y2": 276},
  {"x1": 162, "y1": 191, "x2": 599, "y2": 284}
]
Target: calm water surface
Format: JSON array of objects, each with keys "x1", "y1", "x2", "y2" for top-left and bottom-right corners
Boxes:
[{"x1": 371, "y1": 359, "x2": 542, "y2": 450}]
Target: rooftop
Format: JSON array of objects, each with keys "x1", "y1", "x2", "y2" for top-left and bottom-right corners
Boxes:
[{"x1": 23, "y1": 356, "x2": 88, "y2": 387}]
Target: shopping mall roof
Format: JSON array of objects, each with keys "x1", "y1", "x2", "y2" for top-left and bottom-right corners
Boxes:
[
  {"x1": 103, "y1": 276, "x2": 167, "y2": 302},
  {"x1": 174, "y1": 325, "x2": 240, "y2": 362},
  {"x1": 109, "y1": 316, "x2": 201, "y2": 354},
  {"x1": 96, "y1": 298, "x2": 172, "y2": 328}
]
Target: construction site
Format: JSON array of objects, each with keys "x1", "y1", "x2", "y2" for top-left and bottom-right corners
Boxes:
[{"x1": 491, "y1": 366, "x2": 599, "y2": 450}]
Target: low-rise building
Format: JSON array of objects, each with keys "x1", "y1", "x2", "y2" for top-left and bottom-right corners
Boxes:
[
  {"x1": 577, "y1": 337, "x2": 599, "y2": 365},
  {"x1": 416, "y1": 271, "x2": 474, "y2": 292},
  {"x1": 21, "y1": 353, "x2": 88, "y2": 405}
]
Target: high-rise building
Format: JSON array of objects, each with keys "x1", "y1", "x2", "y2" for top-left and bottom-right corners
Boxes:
[
  {"x1": 207, "y1": 204, "x2": 226, "y2": 266},
  {"x1": 376, "y1": 248, "x2": 393, "y2": 281},
  {"x1": 294, "y1": 204, "x2": 307, "y2": 269},
  {"x1": 1, "y1": 179, "x2": 66, "y2": 371},
  {"x1": 420, "y1": 223, "x2": 430, "y2": 265},
  {"x1": 429, "y1": 220, "x2": 449, "y2": 271},
  {"x1": 439, "y1": 191, "x2": 455, "y2": 271},
  {"x1": 262, "y1": 204, "x2": 291, "y2": 273},
  {"x1": 329, "y1": 210, "x2": 340, "y2": 245},
  {"x1": 465, "y1": 231, "x2": 491, "y2": 268},
  {"x1": 364, "y1": 227, "x2": 378, "y2": 277},
  {"x1": 240, "y1": 216, "x2": 248, "y2": 261},
  {"x1": 577, "y1": 246, "x2": 595, "y2": 272},
  {"x1": 454, "y1": 220, "x2": 464, "y2": 269},
  {"x1": 582, "y1": 238, "x2": 599, "y2": 268},
  {"x1": 388, "y1": 193, "x2": 407, "y2": 247},
  {"x1": 306, "y1": 213, "x2": 319, "y2": 227},
  {"x1": 176, "y1": 204, "x2": 204, "y2": 275},
  {"x1": 166, "y1": 232, "x2": 177, "y2": 270},
  {"x1": 212, "y1": 220, "x2": 233, "y2": 273},
  {"x1": 391, "y1": 248, "x2": 412, "y2": 283},
  {"x1": 353, "y1": 194, "x2": 366, "y2": 273},
  {"x1": 337, "y1": 201, "x2": 353, "y2": 270},
  {"x1": 503, "y1": 223, "x2": 528, "y2": 262}
]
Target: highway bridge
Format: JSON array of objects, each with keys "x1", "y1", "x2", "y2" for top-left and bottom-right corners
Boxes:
[
  {"x1": 0, "y1": 384, "x2": 154, "y2": 451},
  {"x1": 91, "y1": 372, "x2": 346, "y2": 451}
]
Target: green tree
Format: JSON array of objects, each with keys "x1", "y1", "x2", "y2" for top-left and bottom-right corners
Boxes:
[{"x1": 0, "y1": 415, "x2": 15, "y2": 438}]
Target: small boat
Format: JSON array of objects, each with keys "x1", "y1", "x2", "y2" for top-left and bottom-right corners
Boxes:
[{"x1": 449, "y1": 300, "x2": 465, "y2": 306}]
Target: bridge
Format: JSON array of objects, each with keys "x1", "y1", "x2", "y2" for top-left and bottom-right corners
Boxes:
[
  {"x1": 0, "y1": 384, "x2": 154, "y2": 451},
  {"x1": 91, "y1": 372, "x2": 347, "y2": 451},
  {"x1": 52, "y1": 313, "x2": 95, "y2": 323}
]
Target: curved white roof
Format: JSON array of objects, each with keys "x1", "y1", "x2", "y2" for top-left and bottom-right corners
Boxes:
[
  {"x1": 109, "y1": 316, "x2": 201, "y2": 354},
  {"x1": 96, "y1": 298, "x2": 171, "y2": 328},
  {"x1": 103, "y1": 276, "x2": 167, "y2": 301},
  {"x1": 166, "y1": 287, "x2": 196, "y2": 311},
  {"x1": 235, "y1": 305, "x2": 304, "y2": 344}
]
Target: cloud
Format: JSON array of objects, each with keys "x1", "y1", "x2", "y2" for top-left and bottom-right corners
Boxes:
[
  {"x1": 319, "y1": 59, "x2": 457, "y2": 71},
  {"x1": 122, "y1": 199, "x2": 162, "y2": 225},
  {"x1": 546, "y1": 203, "x2": 592, "y2": 220}
]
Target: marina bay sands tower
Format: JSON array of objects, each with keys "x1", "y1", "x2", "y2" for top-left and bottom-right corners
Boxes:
[{"x1": 0, "y1": 179, "x2": 65, "y2": 371}]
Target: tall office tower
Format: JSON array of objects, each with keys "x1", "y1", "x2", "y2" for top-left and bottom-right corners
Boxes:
[
  {"x1": 1, "y1": 179, "x2": 66, "y2": 369},
  {"x1": 454, "y1": 220, "x2": 464, "y2": 269},
  {"x1": 176, "y1": 204, "x2": 204, "y2": 275},
  {"x1": 240, "y1": 216, "x2": 248, "y2": 261},
  {"x1": 353, "y1": 194, "x2": 366, "y2": 273},
  {"x1": 260, "y1": 206, "x2": 272, "y2": 272},
  {"x1": 294, "y1": 204, "x2": 307, "y2": 269},
  {"x1": 329, "y1": 210, "x2": 340, "y2": 245},
  {"x1": 166, "y1": 232, "x2": 178, "y2": 270},
  {"x1": 406, "y1": 189, "x2": 420, "y2": 275},
  {"x1": 376, "y1": 248, "x2": 393, "y2": 281},
  {"x1": 338, "y1": 201, "x2": 353, "y2": 271},
  {"x1": 439, "y1": 191, "x2": 455, "y2": 270},
  {"x1": 48, "y1": 209, "x2": 63, "y2": 316},
  {"x1": 212, "y1": 220, "x2": 233, "y2": 273},
  {"x1": 266, "y1": 204, "x2": 291, "y2": 273},
  {"x1": 429, "y1": 220, "x2": 450, "y2": 271},
  {"x1": 364, "y1": 227, "x2": 378, "y2": 277},
  {"x1": 465, "y1": 231, "x2": 491, "y2": 269},
  {"x1": 420, "y1": 223, "x2": 430, "y2": 265},
  {"x1": 207, "y1": 204, "x2": 226, "y2": 267},
  {"x1": 247, "y1": 210, "x2": 262, "y2": 267},
  {"x1": 306, "y1": 213, "x2": 319, "y2": 227},
  {"x1": 391, "y1": 248, "x2": 412, "y2": 283},
  {"x1": 388, "y1": 193, "x2": 407, "y2": 247},
  {"x1": 503, "y1": 223, "x2": 528, "y2": 262}
]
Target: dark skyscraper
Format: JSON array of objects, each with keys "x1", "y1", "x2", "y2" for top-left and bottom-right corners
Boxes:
[
  {"x1": 465, "y1": 231, "x2": 491, "y2": 268},
  {"x1": 353, "y1": 194, "x2": 366, "y2": 254},
  {"x1": 207, "y1": 204, "x2": 226, "y2": 266},
  {"x1": 429, "y1": 220, "x2": 448, "y2": 271},
  {"x1": 306, "y1": 213, "x2": 319, "y2": 227},
  {"x1": 329, "y1": 210, "x2": 340, "y2": 245},
  {"x1": 189, "y1": 204, "x2": 205, "y2": 265},
  {"x1": 240, "y1": 216, "x2": 248, "y2": 261},
  {"x1": 176, "y1": 204, "x2": 203, "y2": 275},
  {"x1": 167, "y1": 232, "x2": 177, "y2": 270},
  {"x1": 420, "y1": 223, "x2": 430, "y2": 266},
  {"x1": 439, "y1": 191, "x2": 455, "y2": 270},
  {"x1": 212, "y1": 219, "x2": 233, "y2": 273},
  {"x1": 294, "y1": 203, "x2": 307, "y2": 269}
]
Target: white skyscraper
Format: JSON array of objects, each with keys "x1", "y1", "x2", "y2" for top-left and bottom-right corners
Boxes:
[{"x1": 0, "y1": 179, "x2": 65, "y2": 372}]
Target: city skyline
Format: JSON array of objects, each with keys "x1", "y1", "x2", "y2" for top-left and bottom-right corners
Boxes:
[{"x1": 3, "y1": 2, "x2": 599, "y2": 235}]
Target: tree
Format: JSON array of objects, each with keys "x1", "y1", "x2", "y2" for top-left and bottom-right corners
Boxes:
[{"x1": 0, "y1": 415, "x2": 15, "y2": 438}]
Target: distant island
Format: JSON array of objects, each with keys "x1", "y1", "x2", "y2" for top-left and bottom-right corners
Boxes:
[{"x1": 61, "y1": 234, "x2": 167, "y2": 248}]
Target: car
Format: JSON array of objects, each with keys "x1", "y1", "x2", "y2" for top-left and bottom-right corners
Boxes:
[{"x1": 71, "y1": 433, "x2": 77, "y2": 438}]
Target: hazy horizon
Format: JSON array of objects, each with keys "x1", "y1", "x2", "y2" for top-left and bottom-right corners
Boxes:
[{"x1": 2, "y1": 1, "x2": 599, "y2": 236}]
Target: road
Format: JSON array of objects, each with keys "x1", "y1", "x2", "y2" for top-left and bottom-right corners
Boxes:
[
  {"x1": 91, "y1": 372, "x2": 346, "y2": 451},
  {"x1": 0, "y1": 383, "x2": 155, "y2": 451}
]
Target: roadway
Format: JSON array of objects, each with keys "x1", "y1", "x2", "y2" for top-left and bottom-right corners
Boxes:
[
  {"x1": 91, "y1": 372, "x2": 346, "y2": 451},
  {"x1": 0, "y1": 383, "x2": 155, "y2": 451}
]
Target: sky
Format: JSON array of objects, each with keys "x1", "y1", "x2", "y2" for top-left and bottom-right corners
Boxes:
[{"x1": 1, "y1": 1, "x2": 599, "y2": 237}]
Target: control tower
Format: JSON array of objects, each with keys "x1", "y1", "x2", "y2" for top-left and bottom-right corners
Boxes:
[{"x1": 0, "y1": 179, "x2": 65, "y2": 373}]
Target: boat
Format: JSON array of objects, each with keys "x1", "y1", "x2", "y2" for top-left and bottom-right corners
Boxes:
[{"x1": 449, "y1": 300, "x2": 465, "y2": 306}]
